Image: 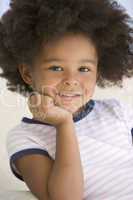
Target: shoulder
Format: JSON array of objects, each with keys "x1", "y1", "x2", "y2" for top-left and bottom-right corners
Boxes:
[
  {"x1": 92, "y1": 98, "x2": 125, "y2": 121},
  {"x1": 94, "y1": 98, "x2": 133, "y2": 116},
  {"x1": 94, "y1": 98, "x2": 120, "y2": 107},
  {"x1": 93, "y1": 98, "x2": 133, "y2": 129},
  {"x1": 93, "y1": 98, "x2": 131, "y2": 113},
  {"x1": 7, "y1": 118, "x2": 55, "y2": 135},
  {"x1": 93, "y1": 98, "x2": 122, "y2": 114},
  {"x1": 6, "y1": 118, "x2": 56, "y2": 145}
]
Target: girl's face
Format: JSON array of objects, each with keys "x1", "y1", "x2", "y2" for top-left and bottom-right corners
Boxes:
[{"x1": 19, "y1": 34, "x2": 98, "y2": 114}]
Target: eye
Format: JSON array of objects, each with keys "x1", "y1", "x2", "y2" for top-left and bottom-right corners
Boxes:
[
  {"x1": 79, "y1": 67, "x2": 91, "y2": 72},
  {"x1": 48, "y1": 66, "x2": 63, "y2": 71}
]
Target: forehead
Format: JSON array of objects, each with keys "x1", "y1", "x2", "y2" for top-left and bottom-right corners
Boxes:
[{"x1": 38, "y1": 33, "x2": 98, "y2": 62}]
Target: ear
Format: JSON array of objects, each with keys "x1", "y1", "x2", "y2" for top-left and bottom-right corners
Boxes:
[{"x1": 18, "y1": 64, "x2": 33, "y2": 85}]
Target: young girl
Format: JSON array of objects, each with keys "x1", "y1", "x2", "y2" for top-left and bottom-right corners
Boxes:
[{"x1": 0, "y1": 0, "x2": 133, "y2": 199}]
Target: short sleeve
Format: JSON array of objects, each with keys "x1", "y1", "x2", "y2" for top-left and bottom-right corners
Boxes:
[{"x1": 6, "y1": 123, "x2": 53, "y2": 181}]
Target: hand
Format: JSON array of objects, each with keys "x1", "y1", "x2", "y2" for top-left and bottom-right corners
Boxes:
[{"x1": 27, "y1": 88, "x2": 73, "y2": 127}]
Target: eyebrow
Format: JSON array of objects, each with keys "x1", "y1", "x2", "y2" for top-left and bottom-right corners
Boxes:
[{"x1": 42, "y1": 58, "x2": 97, "y2": 65}]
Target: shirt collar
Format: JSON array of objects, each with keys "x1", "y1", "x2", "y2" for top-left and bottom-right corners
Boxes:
[{"x1": 22, "y1": 99, "x2": 95, "y2": 126}]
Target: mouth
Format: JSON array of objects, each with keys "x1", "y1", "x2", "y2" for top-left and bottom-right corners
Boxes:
[{"x1": 59, "y1": 93, "x2": 82, "y2": 101}]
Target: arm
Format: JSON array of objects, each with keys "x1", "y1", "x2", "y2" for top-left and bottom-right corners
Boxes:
[
  {"x1": 28, "y1": 93, "x2": 84, "y2": 199},
  {"x1": 48, "y1": 117, "x2": 84, "y2": 200},
  {"x1": 15, "y1": 154, "x2": 54, "y2": 200}
]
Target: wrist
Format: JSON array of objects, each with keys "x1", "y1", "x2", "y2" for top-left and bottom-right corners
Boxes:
[{"x1": 55, "y1": 115, "x2": 73, "y2": 129}]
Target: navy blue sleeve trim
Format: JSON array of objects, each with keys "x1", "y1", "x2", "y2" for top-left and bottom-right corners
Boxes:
[
  {"x1": 22, "y1": 117, "x2": 53, "y2": 126},
  {"x1": 10, "y1": 148, "x2": 53, "y2": 181}
]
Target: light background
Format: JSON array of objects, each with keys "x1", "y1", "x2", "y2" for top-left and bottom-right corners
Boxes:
[{"x1": 0, "y1": 0, "x2": 133, "y2": 191}]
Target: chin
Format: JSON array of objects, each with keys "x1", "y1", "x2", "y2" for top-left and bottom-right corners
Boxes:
[
  {"x1": 57, "y1": 96, "x2": 88, "y2": 114},
  {"x1": 64, "y1": 104, "x2": 84, "y2": 116}
]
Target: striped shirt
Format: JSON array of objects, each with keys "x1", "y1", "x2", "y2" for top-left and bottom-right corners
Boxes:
[{"x1": 6, "y1": 98, "x2": 133, "y2": 200}]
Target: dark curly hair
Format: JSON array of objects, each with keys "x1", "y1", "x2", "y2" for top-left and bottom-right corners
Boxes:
[{"x1": 0, "y1": 0, "x2": 133, "y2": 97}]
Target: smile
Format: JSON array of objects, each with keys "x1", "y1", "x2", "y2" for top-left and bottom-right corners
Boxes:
[{"x1": 59, "y1": 94, "x2": 82, "y2": 101}]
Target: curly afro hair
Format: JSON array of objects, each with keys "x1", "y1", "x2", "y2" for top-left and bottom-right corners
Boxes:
[{"x1": 0, "y1": 0, "x2": 133, "y2": 97}]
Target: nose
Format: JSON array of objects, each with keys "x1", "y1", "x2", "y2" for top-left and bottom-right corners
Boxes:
[
  {"x1": 63, "y1": 79, "x2": 79, "y2": 86},
  {"x1": 61, "y1": 70, "x2": 80, "y2": 87}
]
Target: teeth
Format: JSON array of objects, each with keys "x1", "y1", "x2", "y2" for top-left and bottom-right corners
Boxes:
[
  {"x1": 62, "y1": 94, "x2": 75, "y2": 97},
  {"x1": 60, "y1": 93, "x2": 81, "y2": 96},
  {"x1": 61, "y1": 94, "x2": 80, "y2": 97}
]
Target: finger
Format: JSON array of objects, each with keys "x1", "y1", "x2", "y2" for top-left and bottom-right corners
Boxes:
[
  {"x1": 28, "y1": 92, "x2": 41, "y2": 108},
  {"x1": 39, "y1": 85, "x2": 58, "y2": 99},
  {"x1": 27, "y1": 93, "x2": 55, "y2": 123},
  {"x1": 28, "y1": 95, "x2": 44, "y2": 122},
  {"x1": 54, "y1": 93, "x2": 62, "y2": 106},
  {"x1": 41, "y1": 95, "x2": 54, "y2": 108}
]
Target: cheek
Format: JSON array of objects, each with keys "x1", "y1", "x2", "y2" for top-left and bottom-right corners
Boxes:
[
  {"x1": 83, "y1": 80, "x2": 96, "y2": 97},
  {"x1": 32, "y1": 73, "x2": 58, "y2": 91}
]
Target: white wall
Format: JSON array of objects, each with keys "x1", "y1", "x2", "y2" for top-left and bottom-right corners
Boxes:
[{"x1": 117, "y1": 0, "x2": 133, "y2": 17}]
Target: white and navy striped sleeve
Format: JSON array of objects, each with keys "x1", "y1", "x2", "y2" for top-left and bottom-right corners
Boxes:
[{"x1": 6, "y1": 122, "x2": 53, "y2": 181}]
